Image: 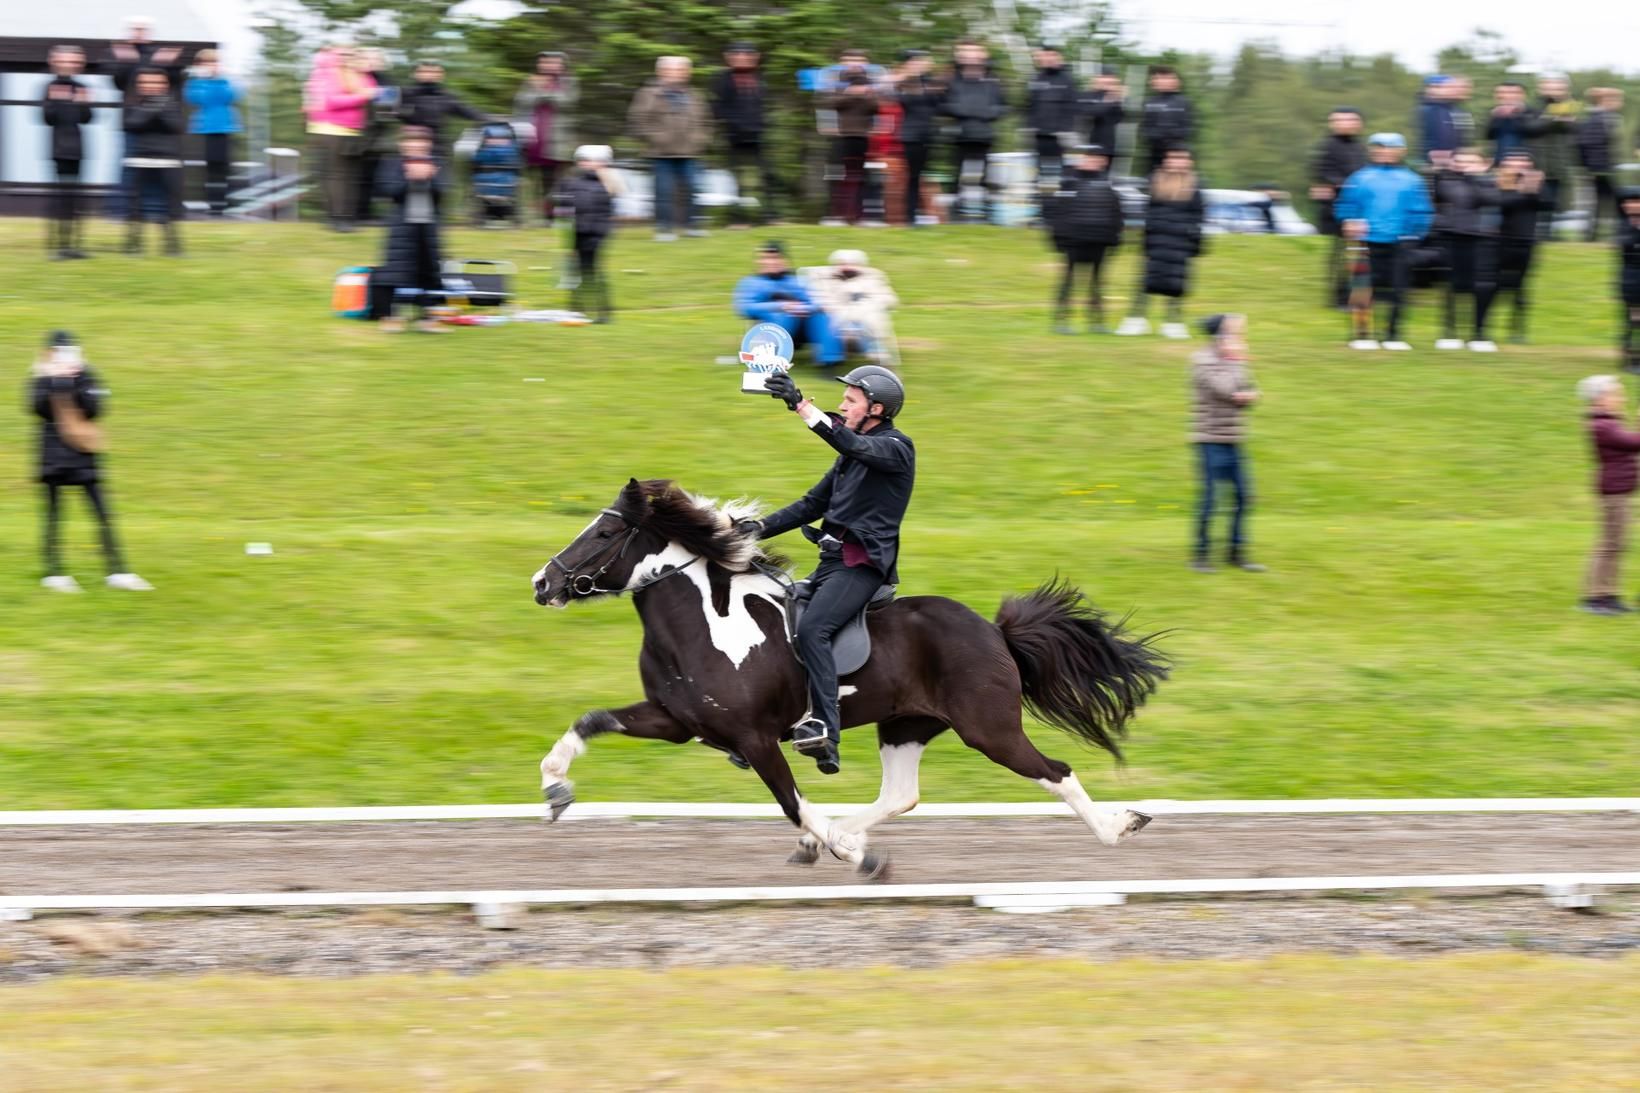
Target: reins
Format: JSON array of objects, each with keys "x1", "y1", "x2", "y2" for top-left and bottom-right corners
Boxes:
[{"x1": 545, "y1": 507, "x2": 701, "y2": 597}]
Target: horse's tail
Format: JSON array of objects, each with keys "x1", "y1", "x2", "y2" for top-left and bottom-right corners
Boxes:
[{"x1": 994, "y1": 578, "x2": 1171, "y2": 761}]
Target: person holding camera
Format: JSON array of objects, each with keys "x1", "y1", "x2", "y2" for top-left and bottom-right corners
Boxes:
[
  {"x1": 40, "y1": 45, "x2": 93, "y2": 260},
  {"x1": 122, "y1": 67, "x2": 185, "y2": 256},
  {"x1": 30, "y1": 332, "x2": 151, "y2": 593},
  {"x1": 1493, "y1": 149, "x2": 1546, "y2": 344},
  {"x1": 732, "y1": 241, "x2": 843, "y2": 366},
  {"x1": 892, "y1": 50, "x2": 943, "y2": 227},
  {"x1": 740, "y1": 365, "x2": 914, "y2": 774},
  {"x1": 822, "y1": 51, "x2": 879, "y2": 226}
]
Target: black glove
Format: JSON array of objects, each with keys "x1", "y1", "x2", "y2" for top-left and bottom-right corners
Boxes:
[
  {"x1": 765, "y1": 371, "x2": 803, "y2": 410},
  {"x1": 734, "y1": 519, "x2": 764, "y2": 540}
]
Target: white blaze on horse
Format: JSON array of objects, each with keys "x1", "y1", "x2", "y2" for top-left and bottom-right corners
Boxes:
[{"x1": 531, "y1": 479, "x2": 1170, "y2": 881}]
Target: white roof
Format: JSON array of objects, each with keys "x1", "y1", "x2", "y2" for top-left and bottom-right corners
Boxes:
[{"x1": 7, "y1": 0, "x2": 216, "y2": 43}]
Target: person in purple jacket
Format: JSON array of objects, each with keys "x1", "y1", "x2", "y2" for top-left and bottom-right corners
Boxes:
[{"x1": 1578, "y1": 374, "x2": 1640, "y2": 614}]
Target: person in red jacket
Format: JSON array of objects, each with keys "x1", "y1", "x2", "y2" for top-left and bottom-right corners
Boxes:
[{"x1": 1578, "y1": 374, "x2": 1640, "y2": 614}]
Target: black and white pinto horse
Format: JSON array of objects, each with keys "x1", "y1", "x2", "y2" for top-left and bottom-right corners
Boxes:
[{"x1": 531, "y1": 479, "x2": 1170, "y2": 880}]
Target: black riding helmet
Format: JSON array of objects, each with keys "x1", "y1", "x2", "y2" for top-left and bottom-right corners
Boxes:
[{"x1": 835, "y1": 364, "x2": 905, "y2": 421}]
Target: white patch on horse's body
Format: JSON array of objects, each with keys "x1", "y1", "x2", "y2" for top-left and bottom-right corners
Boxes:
[
  {"x1": 1038, "y1": 773, "x2": 1148, "y2": 846},
  {"x1": 838, "y1": 685, "x2": 858, "y2": 698},
  {"x1": 797, "y1": 742, "x2": 923, "y2": 856},
  {"x1": 628, "y1": 542, "x2": 786, "y2": 669}
]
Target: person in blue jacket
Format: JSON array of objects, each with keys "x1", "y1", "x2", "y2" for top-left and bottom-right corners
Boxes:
[
  {"x1": 732, "y1": 241, "x2": 843, "y2": 367},
  {"x1": 183, "y1": 50, "x2": 241, "y2": 215},
  {"x1": 1335, "y1": 132, "x2": 1435, "y2": 350}
]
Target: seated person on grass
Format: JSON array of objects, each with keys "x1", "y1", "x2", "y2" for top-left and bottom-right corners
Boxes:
[
  {"x1": 732, "y1": 240, "x2": 843, "y2": 367},
  {"x1": 807, "y1": 248, "x2": 899, "y2": 361}
]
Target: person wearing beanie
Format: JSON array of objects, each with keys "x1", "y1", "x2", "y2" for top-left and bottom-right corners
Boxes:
[
  {"x1": 1045, "y1": 144, "x2": 1123, "y2": 333},
  {"x1": 561, "y1": 144, "x2": 618, "y2": 322},
  {"x1": 1333, "y1": 132, "x2": 1433, "y2": 349},
  {"x1": 1116, "y1": 144, "x2": 1204, "y2": 339},
  {"x1": 1577, "y1": 374, "x2": 1640, "y2": 614},
  {"x1": 1190, "y1": 314, "x2": 1263, "y2": 573},
  {"x1": 1493, "y1": 149, "x2": 1546, "y2": 343},
  {"x1": 1310, "y1": 107, "x2": 1366, "y2": 308},
  {"x1": 732, "y1": 242, "x2": 844, "y2": 366},
  {"x1": 29, "y1": 332, "x2": 152, "y2": 593}
]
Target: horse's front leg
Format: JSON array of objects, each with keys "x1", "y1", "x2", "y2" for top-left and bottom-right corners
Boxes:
[
  {"x1": 736, "y1": 733, "x2": 891, "y2": 882},
  {"x1": 540, "y1": 702, "x2": 693, "y2": 821}
]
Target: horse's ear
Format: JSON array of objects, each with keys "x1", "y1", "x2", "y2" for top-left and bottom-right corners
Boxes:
[{"x1": 620, "y1": 477, "x2": 645, "y2": 510}]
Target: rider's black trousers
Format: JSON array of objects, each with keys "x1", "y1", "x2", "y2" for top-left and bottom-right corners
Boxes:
[{"x1": 795, "y1": 556, "x2": 884, "y2": 735}]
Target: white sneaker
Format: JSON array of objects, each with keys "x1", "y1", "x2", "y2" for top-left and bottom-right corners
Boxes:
[
  {"x1": 1467, "y1": 340, "x2": 1498, "y2": 353},
  {"x1": 653, "y1": 232, "x2": 677, "y2": 242},
  {"x1": 1348, "y1": 339, "x2": 1381, "y2": 350},
  {"x1": 817, "y1": 218, "x2": 846, "y2": 228},
  {"x1": 1160, "y1": 322, "x2": 1191, "y2": 340},
  {"x1": 1435, "y1": 338, "x2": 1465, "y2": 350},
  {"x1": 106, "y1": 573, "x2": 154, "y2": 591},
  {"x1": 1382, "y1": 340, "x2": 1412, "y2": 351},
  {"x1": 41, "y1": 575, "x2": 82, "y2": 593},
  {"x1": 683, "y1": 228, "x2": 709, "y2": 238},
  {"x1": 1114, "y1": 316, "x2": 1151, "y2": 336},
  {"x1": 859, "y1": 220, "x2": 888, "y2": 229}
]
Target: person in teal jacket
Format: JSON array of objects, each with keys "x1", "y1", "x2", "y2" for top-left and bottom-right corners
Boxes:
[
  {"x1": 1335, "y1": 132, "x2": 1434, "y2": 349},
  {"x1": 732, "y1": 241, "x2": 843, "y2": 366},
  {"x1": 183, "y1": 50, "x2": 241, "y2": 215}
]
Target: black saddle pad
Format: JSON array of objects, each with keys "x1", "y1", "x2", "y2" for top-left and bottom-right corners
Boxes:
[{"x1": 787, "y1": 583, "x2": 895, "y2": 677}]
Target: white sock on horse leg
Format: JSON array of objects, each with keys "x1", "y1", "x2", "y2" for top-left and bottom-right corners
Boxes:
[
  {"x1": 797, "y1": 796, "x2": 863, "y2": 864},
  {"x1": 802, "y1": 743, "x2": 924, "y2": 852},
  {"x1": 1038, "y1": 772, "x2": 1141, "y2": 847},
  {"x1": 540, "y1": 729, "x2": 587, "y2": 790}
]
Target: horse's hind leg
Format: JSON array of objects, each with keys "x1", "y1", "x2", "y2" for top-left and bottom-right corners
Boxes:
[
  {"x1": 739, "y1": 733, "x2": 889, "y2": 881},
  {"x1": 791, "y1": 717, "x2": 945, "y2": 865},
  {"x1": 539, "y1": 701, "x2": 693, "y2": 822},
  {"x1": 951, "y1": 715, "x2": 1150, "y2": 847}
]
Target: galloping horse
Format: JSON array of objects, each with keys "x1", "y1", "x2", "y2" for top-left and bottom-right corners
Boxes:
[{"x1": 531, "y1": 478, "x2": 1170, "y2": 880}]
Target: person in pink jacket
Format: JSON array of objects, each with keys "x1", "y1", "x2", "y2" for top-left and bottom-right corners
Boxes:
[{"x1": 305, "y1": 45, "x2": 378, "y2": 231}]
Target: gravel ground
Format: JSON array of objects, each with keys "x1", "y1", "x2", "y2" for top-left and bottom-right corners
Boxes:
[{"x1": 2, "y1": 895, "x2": 1637, "y2": 983}]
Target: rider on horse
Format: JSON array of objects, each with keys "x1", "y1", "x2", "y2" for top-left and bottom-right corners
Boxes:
[{"x1": 740, "y1": 364, "x2": 913, "y2": 774}]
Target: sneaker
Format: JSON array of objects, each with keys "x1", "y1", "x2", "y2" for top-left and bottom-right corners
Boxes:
[
  {"x1": 817, "y1": 218, "x2": 846, "y2": 228},
  {"x1": 1435, "y1": 338, "x2": 1465, "y2": 350},
  {"x1": 1348, "y1": 339, "x2": 1381, "y2": 351},
  {"x1": 1382, "y1": 340, "x2": 1412, "y2": 351},
  {"x1": 1229, "y1": 557, "x2": 1268, "y2": 573},
  {"x1": 1190, "y1": 559, "x2": 1215, "y2": 574},
  {"x1": 106, "y1": 572, "x2": 154, "y2": 591},
  {"x1": 1114, "y1": 316, "x2": 1151, "y2": 337},
  {"x1": 1579, "y1": 598, "x2": 1624, "y2": 616},
  {"x1": 653, "y1": 232, "x2": 678, "y2": 242},
  {"x1": 41, "y1": 575, "x2": 82, "y2": 593},
  {"x1": 1467, "y1": 340, "x2": 1498, "y2": 353},
  {"x1": 683, "y1": 228, "x2": 709, "y2": 238},
  {"x1": 1160, "y1": 322, "x2": 1191, "y2": 340}
]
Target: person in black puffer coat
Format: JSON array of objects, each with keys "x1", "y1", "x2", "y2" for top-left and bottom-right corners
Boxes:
[
  {"x1": 1431, "y1": 149, "x2": 1501, "y2": 349},
  {"x1": 1493, "y1": 150, "x2": 1546, "y2": 344},
  {"x1": 1310, "y1": 107, "x2": 1366, "y2": 307},
  {"x1": 1119, "y1": 147, "x2": 1204, "y2": 337},
  {"x1": 29, "y1": 331, "x2": 151, "y2": 593},
  {"x1": 372, "y1": 127, "x2": 446, "y2": 331},
  {"x1": 1046, "y1": 145, "x2": 1124, "y2": 333},
  {"x1": 1620, "y1": 190, "x2": 1640, "y2": 371},
  {"x1": 940, "y1": 42, "x2": 1007, "y2": 223},
  {"x1": 40, "y1": 45, "x2": 93, "y2": 259},
  {"x1": 1023, "y1": 44, "x2": 1079, "y2": 190},
  {"x1": 562, "y1": 145, "x2": 616, "y2": 324}
]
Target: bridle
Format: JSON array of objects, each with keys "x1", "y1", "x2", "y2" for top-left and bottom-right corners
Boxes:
[{"x1": 544, "y1": 507, "x2": 699, "y2": 598}]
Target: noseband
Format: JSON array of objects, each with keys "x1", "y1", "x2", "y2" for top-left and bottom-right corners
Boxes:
[{"x1": 544, "y1": 508, "x2": 698, "y2": 597}]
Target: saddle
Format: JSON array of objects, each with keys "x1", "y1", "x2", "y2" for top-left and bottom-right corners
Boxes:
[{"x1": 784, "y1": 580, "x2": 897, "y2": 676}]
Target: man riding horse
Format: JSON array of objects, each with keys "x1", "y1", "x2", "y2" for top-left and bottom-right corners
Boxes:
[{"x1": 740, "y1": 364, "x2": 912, "y2": 774}]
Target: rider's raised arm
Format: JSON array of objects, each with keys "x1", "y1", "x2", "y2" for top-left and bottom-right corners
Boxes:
[
  {"x1": 760, "y1": 466, "x2": 837, "y2": 538},
  {"x1": 800, "y1": 405, "x2": 914, "y2": 473}
]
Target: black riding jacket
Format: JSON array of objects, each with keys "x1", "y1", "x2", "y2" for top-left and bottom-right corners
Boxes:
[{"x1": 760, "y1": 413, "x2": 915, "y2": 584}]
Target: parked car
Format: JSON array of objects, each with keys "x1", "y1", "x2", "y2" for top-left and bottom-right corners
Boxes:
[{"x1": 1201, "y1": 189, "x2": 1316, "y2": 236}]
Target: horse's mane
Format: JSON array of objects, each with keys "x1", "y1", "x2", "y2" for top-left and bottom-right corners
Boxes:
[{"x1": 615, "y1": 479, "x2": 774, "y2": 574}]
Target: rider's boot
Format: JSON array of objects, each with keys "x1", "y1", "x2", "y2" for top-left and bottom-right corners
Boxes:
[
  {"x1": 698, "y1": 738, "x2": 750, "y2": 770},
  {"x1": 793, "y1": 716, "x2": 841, "y2": 775}
]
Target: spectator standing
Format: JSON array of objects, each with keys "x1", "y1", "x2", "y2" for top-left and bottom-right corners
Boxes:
[
  {"x1": 1045, "y1": 144, "x2": 1124, "y2": 334},
  {"x1": 628, "y1": 56, "x2": 712, "y2": 241},
  {"x1": 40, "y1": 45, "x2": 92, "y2": 260},
  {"x1": 1577, "y1": 374, "x2": 1640, "y2": 614},
  {"x1": 305, "y1": 46, "x2": 377, "y2": 231},
  {"x1": 110, "y1": 18, "x2": 184, "y2": 221},
  {"x1": 1485, "y1": 82, "x2": 1535, "y2": 163},
  {"x1": 1335, "y1": 132, "x2": 1434, "y2": 350},
  {"x1": 892, "y1": 50, "x2": 942, "y2": 227},
  {"x1": 1449, "y1": 76, "x2": 1476, "y2": 149},
  {"x1": 733, "y1": 241, "x2": 843, "y2": 367},
  {"x1": 355, "y1": 48, "x2": 398, "y2": 225},
  {"x1": 1117, "y1": 145, "x2": 1204, "y2": 339},
  {"x1": 1622, "y1": 190, "x2": 1640, "y2": 371},
  {"x1": 1578, "y1": 88, "x2": 1626, "y2": 241},
  {"x1": 821, "y1": 50, "x2": 879, "y2": 225},
  {"x1": 941, "y1": 41, "x2": 1007, "y2": 223},
  {"x1": 29, "y1": 331, "x2": 152, "y2": 593},
  {"x1": 122, "y1": 67, "x2": 185, "y2": 256},
  {"x1": 513, "y1": 51, "x2": 577, "y2": 225},
  {"x1": 808, "y1": 249, "x2": 898, "y2": 360},
  {"x1": 373, "y1": 127, "x2": 446, "y2": 334},
  {"x1": 562, "y1": 144, "x2": 617, "y2": 323},
  {"x1": 1190, "y1": 314, "x2": 1263, "y2": 574},
  {"x1": 1431, "y1": 148, "x2": 1501, "y2": 352},
  {"x1": 1078, "y1": 67, "x2": 1127, "y2": 166},
  {"x1": 1023, "y1": 44, "x2": 1078, "y2": 193},
  {"x1": 183, "y1": 50, "x2": 241, "y2": 216},
  {"x1": 1417, "y1": 75, "x2": 1460, "y2": 172},
  {"x1": 1310, "y1": 106, "x2": 1367, "y2": 308},
  {"x1": 1136, "y1": 65, "x2": 1193, "y2": 176},
  {"x1": 399, "y1": 61, "x2": 486, "y2": 160},
  {"x1": 711, "y1": 42, "x2": 775, "y2": 227},
  {"x1": 1530, "y1": 73, "x2": 1581, "y2": 241},
  {"x1": 1493, "y1": 150, "x2": 1546, "y2": 344}
]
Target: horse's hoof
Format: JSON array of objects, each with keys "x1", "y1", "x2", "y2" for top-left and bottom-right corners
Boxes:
[
  {"x1": 1123, "y1": 810, "x2": 1153, "y2": 839},
  {"x1": 857, "y1": 850, "x2": 891, "y2": 883},
  {"x1": 787, "y1": 842, "x2": 820, "y2": 866},
  {"x1": 544, "y1": 783, "x2": 575, "y2": 823}
]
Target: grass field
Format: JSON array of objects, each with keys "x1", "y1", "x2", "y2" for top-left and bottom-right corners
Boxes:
[
  {"x1": 3, "y1": 954, "x2": 1638, "y2": 1089},
  {"x1": 3, "y1": 218, "x2": 1639, "y2": 809}
]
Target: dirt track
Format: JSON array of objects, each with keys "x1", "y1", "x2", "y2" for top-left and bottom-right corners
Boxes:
[{"x1": 3, "y1": 812, "x2": 1638, "y2": 895}]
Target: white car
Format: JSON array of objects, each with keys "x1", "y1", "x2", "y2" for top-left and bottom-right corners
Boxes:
[{"x1": 1201, "y1": 189, "x2": 1317, "y2": 236}]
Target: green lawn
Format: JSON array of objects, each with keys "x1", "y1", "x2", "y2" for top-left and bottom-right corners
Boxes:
[
  {"x1": 2, "y1": 219, "x2": 1637, "y2": 808},
  {"x1": 5, "y1": 956, "x2": 1639, "y2": 1090}
]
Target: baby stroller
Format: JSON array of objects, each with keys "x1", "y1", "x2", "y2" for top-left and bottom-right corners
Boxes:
[{"x1": 470, "y1": 122, "x2": 524, "y2": 227}]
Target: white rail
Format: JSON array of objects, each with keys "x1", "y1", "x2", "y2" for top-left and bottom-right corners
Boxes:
[{"x1": 3, "y1": 798, "x2": 1638, "y2": 827}]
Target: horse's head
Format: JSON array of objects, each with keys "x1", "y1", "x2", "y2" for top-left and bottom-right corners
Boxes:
[{"x1": 531, "y1": 479, "x2": 766, "y2": 607}]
